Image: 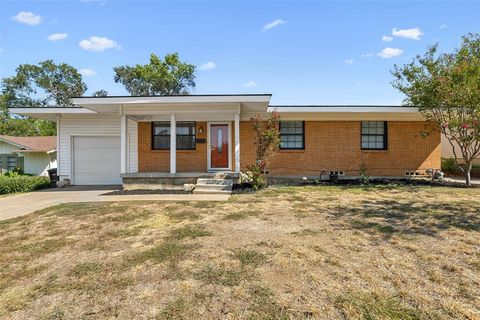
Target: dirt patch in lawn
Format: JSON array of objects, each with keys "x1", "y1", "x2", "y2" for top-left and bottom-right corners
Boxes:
[{"x1": 0, "y1": 185, "x2": 479, "y2": 319}]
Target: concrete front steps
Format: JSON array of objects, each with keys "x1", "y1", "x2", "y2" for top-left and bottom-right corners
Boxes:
[{"x1": 193, "y1": 174, "x2": 234, "y2": 194}]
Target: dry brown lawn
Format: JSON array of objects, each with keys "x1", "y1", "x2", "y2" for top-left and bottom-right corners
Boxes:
[{"x1": 0, "y1": 185, "x2": 479, "y2": 319}]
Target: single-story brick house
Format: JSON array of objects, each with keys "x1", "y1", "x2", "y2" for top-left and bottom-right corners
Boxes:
[
  {"x1": 0, "y1": 135, "x2": 57, "y2": 176},
  {"x1": 11, "y1": 94, "x2": 440, "y2": 185}
]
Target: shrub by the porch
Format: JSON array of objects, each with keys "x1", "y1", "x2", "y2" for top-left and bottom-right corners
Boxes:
[{"x1": 243, "y1": 111, "x2": 280, "y2": 189}]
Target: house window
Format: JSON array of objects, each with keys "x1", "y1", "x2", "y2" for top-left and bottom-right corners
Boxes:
[
  {"x1": 361, "y1": 121, "x2": 387, "y2": 150},
  {"x1": 176, "y1": 121, "x2": 196, "y2": 150},
  {"x1": 280, "y1": 121, "x2": 304, "y2": 149},
  {"x1": 152, "y1": 121, "x2": 196, "y2": 150}
]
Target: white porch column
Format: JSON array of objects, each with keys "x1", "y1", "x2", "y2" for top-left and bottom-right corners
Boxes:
[
  {"x1": 56, "y1": 115, "x2": 60, "y2": 178},
  {"x1": 234, "y1": 113, "x2": 240, "y2": 173},
  {"x1": 170, "y1": 113, "x2": 176, "y2": 173},
  {"x1": 120, "y1": 115, "x2": 128, "y2": 174}
]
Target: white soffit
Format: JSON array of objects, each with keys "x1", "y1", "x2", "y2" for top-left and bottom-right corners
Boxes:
[
  {"x1": 71, "y1": 95, "x2": 272, "y2": 114},
  {"x1": 9, "y1": 107, "x2": 96, "y2": 121},
  {"x1": 268, "y1": 106, "x2": 425, "y2": 121}
]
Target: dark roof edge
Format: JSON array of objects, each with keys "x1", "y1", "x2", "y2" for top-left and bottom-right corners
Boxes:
[{"x1": 72, "y1": 93, "x2": 273, "y2": 99}]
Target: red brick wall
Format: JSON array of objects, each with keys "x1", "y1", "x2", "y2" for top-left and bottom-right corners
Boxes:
[
  {"x1": 240, "y1": 121, "x2": 441, "y2": 177},
  {"x1": 138, "y1": 120, "x2": 441, "y2": 177},
  {"x1": 138, "y1": 121, "x2": 208, "y2": 172}
]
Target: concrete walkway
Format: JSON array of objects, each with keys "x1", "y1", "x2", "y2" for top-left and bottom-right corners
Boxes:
[
  {"x1": 444, "y1": 177, "x2": 480, "y2": 185},
  {"x1": 0, "y1": 186, "x2": 230, "y2": 221}
]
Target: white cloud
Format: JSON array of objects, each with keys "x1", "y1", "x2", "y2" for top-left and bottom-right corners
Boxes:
[
  {"x1": 12, "y1": 11, "x2": 42, "y2": 26},
  {"x1": 377, "y1": 47, "x2": 403, "y2": 59},
  {"x1": 243, "y1": 80, "x2": 258, "y2": 88},
  {"x1": 440, "y1": 24, "x2": 448, "y2": 29},
  {"x1": 81, "y1": 0, "x2": 107, "y2": 5},
  {"x1": 47, "y1": 33, "x2": 68, "y2": 41},
  {"x1": 263, "y1": 19, "x2": 286, "y2": 31},
  {"x1": 392, "y1": 27, "x2": 423, "y2": 40},
  {"x1": 79, "y1": 36, "x2": 121, "y2": 52},
  {"x1": 361, "y1": 53, "x2": 373, "y2": 58},
  {"x1": 199, "y1": 61, "x2": 217, "y2": 71},
  {"x1": 382, "y1": 35, "x2": 393, "y2": 42},
  {"x1": 344, "y1": 59, "x2": 354, "y2": 64},
  {"x1": 79, "y1": 68, "x2": 96, "y2": 77}
]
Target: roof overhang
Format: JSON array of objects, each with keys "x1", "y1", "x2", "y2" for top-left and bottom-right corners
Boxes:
[
  {"x1": 71, "y1": 94, "x2": 273, "y2": 116},
  {"x1": 15, "y1": 149, "x2": 56, "y2": 154},
  {"x1": 0, "y1": 136, "x2": 28, "y2": 149},
  {"x1": 269, "y1": 106, "x2": 425, "y2": 121},
  {"x1": 9, "y1": 107, "x2": 96, "y2": 121}
]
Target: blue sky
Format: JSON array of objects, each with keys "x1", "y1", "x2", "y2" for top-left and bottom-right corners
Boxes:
[{"x1": 1, "y1": 0, "x2": 479, "y2": 105}]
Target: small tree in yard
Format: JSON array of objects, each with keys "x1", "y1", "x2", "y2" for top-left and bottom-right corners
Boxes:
[
  {"x1": 392, "y1": 33, "x2": 480, "y2": 186},
  {"x1": 245, "y1": 111, "x2": 280, "y2": 189}
]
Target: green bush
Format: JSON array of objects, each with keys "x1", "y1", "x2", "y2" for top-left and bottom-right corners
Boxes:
[
  {"x1": 441, "y1": 158, "x2": 480, "y2": 176},
  {"x1": 441, "y1": 157, "x2": 461, "y2": 174},
  {"x1": 240, "y1": 164, "x2": 267, "y2": 190},
  {"x1": 0, "y1": 175, "x2": 51, "y2": 194}
]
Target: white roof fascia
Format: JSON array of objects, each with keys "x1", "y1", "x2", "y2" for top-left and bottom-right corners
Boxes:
[
  {"x1": 71, "y1": 95, "x2": 271, "y2": 106},
  {"x1": 268, "y1": 106, "x2": 420, "y2": 113},
  {"x1": 10, "y1": 107, "x2": 96, "y2": 114}
]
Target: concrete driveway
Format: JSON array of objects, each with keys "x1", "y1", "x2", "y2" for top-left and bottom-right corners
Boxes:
[{"x1": 0, "y1": 186, "x2": 230, "y2": 221}]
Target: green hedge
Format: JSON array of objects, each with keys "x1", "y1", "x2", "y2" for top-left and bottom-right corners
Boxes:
[
  {"x1": 442, "y1": 158, "x2": 480, "y2": 177},
  {"x1": 0, "y1": 175, "x2": 51, "y2": 194}
]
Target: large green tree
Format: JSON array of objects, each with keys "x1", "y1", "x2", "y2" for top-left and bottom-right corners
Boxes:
[
  {"x1": 1, "y1": 60, "x2": 88, "y2": 136},
  {"x1": 114, "y1": 53, "x2": 196, "y2": 96},
  {"x1": 392, "y1": 33, "x2": 480, "y2": 186}
]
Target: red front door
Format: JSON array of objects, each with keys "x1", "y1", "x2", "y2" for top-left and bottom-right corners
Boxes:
[{"x1": 210, "y1": 124, "x2": 229, "y2": 168}]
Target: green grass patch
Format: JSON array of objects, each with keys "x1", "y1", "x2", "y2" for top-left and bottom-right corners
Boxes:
[
  {"x1": 166, "y1": 209, "x2": 201, "y2": 221},
  {"x1": 125, "y1": 241, "x2": 189, "y2": 266},
  {"x1": 194, "y1": 264, "x2": 249, "y2": 286},
  {"x1": 334, "y1": 292, "x2": 422, "y2": 320},
  {"x1": 69, "y1": 262, "x2": 103, "y2": 278},
  {"x1": 291, "y1": 228, "x2": 321, "y2": 236},
  {"x1": 246, "y1": 285, "x2": 289, "y2": 320},
  {"x1": 156, "y1": 297, "x2": 195, "y2": 320},
  {"x1": 232, "y1": 249, "x2": 267, "y2": 268},
  {"x1": 18, "y1": 238, "x2": 70, "y2": 258},
  {"x1": 166, "y1": 225, "x2": 212, "y2": 241},
  {"x1": 223, "y1": 210, "x2": 258, "y2": 221}
]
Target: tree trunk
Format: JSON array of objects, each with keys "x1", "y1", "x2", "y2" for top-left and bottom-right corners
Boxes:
[{"x1": 465, "y1": 161, "x2": 473, "y2": 186}]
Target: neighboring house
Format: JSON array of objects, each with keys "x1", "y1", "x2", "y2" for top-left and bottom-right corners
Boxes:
[
  {"x1": 441, "y1": 135, "x2": 480, "y2": 164},
  {"x1": 0, "y1": 135, "x2": 57, "y2": 176},
  {"x1": 11, "y1": 94, "x2": 440, "y2": 185}
]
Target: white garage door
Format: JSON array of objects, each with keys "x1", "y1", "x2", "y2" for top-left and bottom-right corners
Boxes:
[{"x1": 73, "y1": 136, "x2": 121, "y2": 185}]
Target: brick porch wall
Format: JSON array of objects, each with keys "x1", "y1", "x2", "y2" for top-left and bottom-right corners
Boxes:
[
  {"x1": 138, "y1": 121, "x2": 236, "y2": 172},
  {"x1": 138, "y1": 122, "x2": 208, "y2": 172},
  {"x1": 138, "y1": 120, "x2": 441, "y2": 176},
  {"x1": 240, "y1": 121, "x2": 441, "y2": 177}
]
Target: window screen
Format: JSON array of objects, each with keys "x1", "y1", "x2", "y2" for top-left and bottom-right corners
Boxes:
[
  {"x1": 280, "y1": 121, "x2": 304, "y2": 149},
  {"x1": 361, "y1": 121, "x2": 387, "y2": 150}
]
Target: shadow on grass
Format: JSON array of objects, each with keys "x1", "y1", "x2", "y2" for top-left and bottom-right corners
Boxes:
[{"x1": 328, "y1": 198, "x2": 480, "y2": 239}]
